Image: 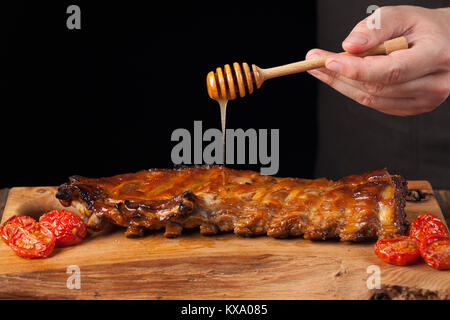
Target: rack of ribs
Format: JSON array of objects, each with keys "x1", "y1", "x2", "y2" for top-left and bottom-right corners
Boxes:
[{"x1": 55, "y1": 166, "x2": 408, "y2": 241}]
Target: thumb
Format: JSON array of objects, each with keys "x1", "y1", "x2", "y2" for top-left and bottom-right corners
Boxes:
[{"x1": 342, "y1": 6, "x2": 411, "y2": 53}]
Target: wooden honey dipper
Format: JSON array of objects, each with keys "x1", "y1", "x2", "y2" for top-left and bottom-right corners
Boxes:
[{"x1": 206, "y1": 36, "x2": 408, "y2": 100}]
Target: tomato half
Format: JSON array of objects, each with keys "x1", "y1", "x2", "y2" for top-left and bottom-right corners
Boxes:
[
  {"x1": 420, "y1": 235, "x2": 450, "y2": 270},
  {"x1": 374, "y1": 236, "x2": 420, "y2": 266},
  {"x1": 409, "y1": 213, "x2": 449, "y2": 243},
  {"x1": 39, "y1": 210, "x2": 87, "y2": 247},
  {"x1": 0, "y1": 215, "x2": 55, "y2": 258}
]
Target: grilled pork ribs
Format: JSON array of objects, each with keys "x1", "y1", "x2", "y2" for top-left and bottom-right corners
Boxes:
[{"x1": 56, "y1": 166, "x2": 408, "y2": 241}]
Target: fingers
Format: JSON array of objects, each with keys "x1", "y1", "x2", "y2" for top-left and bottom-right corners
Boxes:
[
  {"x1": 342, "y1": 6, "x2": 413, "y2": 53},
  {"x1": 307, "y1": 68, "x2": 434, "y2": 116},
  {"x1": 324, "y1": 43, "x2": 437, "y2": 84},
  {"x1": 331, "y1": 6, "x2": 440, "y2": 84},
  {"x1": 310, "y1": 65, "x2": 449, "y2": 99}
]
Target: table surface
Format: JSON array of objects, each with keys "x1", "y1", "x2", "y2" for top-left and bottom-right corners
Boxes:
[{"x1": 0, "y1": 187, "x2": 449, "y2": 228}]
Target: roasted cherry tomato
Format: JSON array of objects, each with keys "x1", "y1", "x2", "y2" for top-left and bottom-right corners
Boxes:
[
  {"x1": 409, "y1": 213, "x2": 449, "y2": 243},
  {"x1": 374, "y1": 236, "x2": 420, "y2": 266},
  {"x1": 420, "y1": 235, "x2": 450, "y2": 270},
  {"x1": 0, "y1": 215, "x2": 55, "y2": 258},
  {"x1": 39, "y1": 210, "x2": 87, "y2": 247}
]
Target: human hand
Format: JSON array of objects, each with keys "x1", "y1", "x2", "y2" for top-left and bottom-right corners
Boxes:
[{"x1": 306, "y1": 6, "x2": 450, "y2": 116}]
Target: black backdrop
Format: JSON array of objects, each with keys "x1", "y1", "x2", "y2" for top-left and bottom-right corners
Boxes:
[{"x1": 3, "y1": 1, "x2": 317, "y2": 187}]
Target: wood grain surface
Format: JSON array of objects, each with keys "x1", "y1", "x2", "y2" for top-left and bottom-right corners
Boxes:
[
  {"x1": 435, "y1": 190, "x2": 450, "y2": 227},
  {"x1": 0, "y1": 189, "x2": 9, "y2": 220},
  {"x1": 0, "y1": 182, "x2": 448, "y2": 300}
]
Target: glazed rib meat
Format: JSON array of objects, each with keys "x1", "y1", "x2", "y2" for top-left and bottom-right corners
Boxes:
[{"x1": 56, "y1": 166, "x2": 408, "y2": 241}]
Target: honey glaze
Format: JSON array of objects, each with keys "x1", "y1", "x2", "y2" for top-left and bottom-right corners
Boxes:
[{"x1": 217, "y1": 99, "x2": 228, "y2": 165}]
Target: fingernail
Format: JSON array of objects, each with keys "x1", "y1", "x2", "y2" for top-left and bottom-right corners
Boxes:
[
  {"x1": 344, "y1": 33, "x2": 368, "y2": 45},
  {"x1": 326, "y1": 61, "x2": 341, "y2": 73},
  {"x1": 306, "y1": 51, "x2": 321, "y2": 60},
  {"x1": 308, "y1": 69, "x2": 320, "y2": 76}
]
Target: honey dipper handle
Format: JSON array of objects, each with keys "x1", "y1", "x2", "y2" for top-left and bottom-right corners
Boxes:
[{"x1": 260, "y1": 36, "x2": 408, "y2": 80}]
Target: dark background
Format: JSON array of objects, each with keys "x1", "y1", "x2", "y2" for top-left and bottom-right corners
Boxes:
[{"x1": 3, "y1": 1, "x2": 317, "y2": 187}]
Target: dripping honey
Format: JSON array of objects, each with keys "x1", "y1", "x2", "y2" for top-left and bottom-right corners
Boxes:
[{"x1": 217, "y1": 99, "x2": 228, "y2": 165}]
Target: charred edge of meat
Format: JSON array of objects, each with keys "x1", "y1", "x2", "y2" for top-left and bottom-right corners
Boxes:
[
  {"x1": 115, "y1": 192, "x2": 195, "y2": 232},
  {"x1": 56, "y1": 182, "x2": 103, "y2": 209},
  {"x1": 55, "y1": 185, "x2": 71, "y2": 203},
  {"x1": 125, "y1": 225, "x2": 146, "y2": 237},
  {"x1": 123, "y1": 191, "x2": 196, "y2": 212},
  {"x1": 55, "y1": 184, "x2": 70, "y2": 199},
  {"x1": 164, "y1": 221, "x2": 184, "y2": 238},
  {"x1": 392, "y1": 175, "x2": 409, "y2": 235},
  {"x1": 348, "y1": 225, "x2": 378, "y2": 242}
]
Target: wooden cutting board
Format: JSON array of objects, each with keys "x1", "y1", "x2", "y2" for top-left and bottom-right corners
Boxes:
[{"x1": 0, "y1": 181, "x2": 448, "y2": 300}]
